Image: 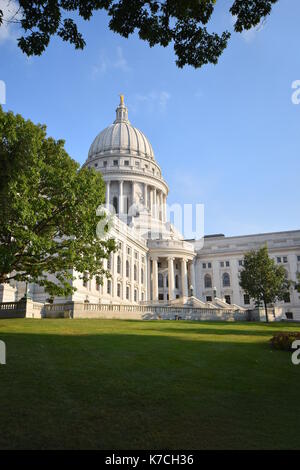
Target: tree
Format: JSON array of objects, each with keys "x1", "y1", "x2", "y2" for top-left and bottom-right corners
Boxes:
[
  {"x1": 0, "y1": 0, "x2": 279, "y2": 68},
  {"x1": 239, "y1": 246, "x2": 291, "y2": 323},
  {"x1": 0, "y1": 106, "x2": 115, "y2": 298}
]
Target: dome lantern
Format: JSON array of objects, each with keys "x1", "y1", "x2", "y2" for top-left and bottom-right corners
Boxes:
[{"x1": 114, "y1": 94, "x2": 129, "y2": 124}]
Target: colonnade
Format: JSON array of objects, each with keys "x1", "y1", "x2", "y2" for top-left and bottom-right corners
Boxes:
[
  {"x1": 105, "y1": 180, "x2": 167, "y2": 221},
  {"x1": 150, "y1": 256, "x2": 195, "y2": 302}
]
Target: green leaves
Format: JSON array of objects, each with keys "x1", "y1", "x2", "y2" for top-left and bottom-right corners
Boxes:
[
  {"x1": 0, "y1": 106, "x2": 116, "y2": 297},
  {"x1": 1, "y1": 1, "x2": 279, "y2": 68}
]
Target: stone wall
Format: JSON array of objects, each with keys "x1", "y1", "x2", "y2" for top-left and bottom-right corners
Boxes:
[
  {"x1": 0, "y1": 299, "x2": 44, "y2": 319},
  {"x1": 43, "y1": 302, "x2": 247, "y2": 322}
]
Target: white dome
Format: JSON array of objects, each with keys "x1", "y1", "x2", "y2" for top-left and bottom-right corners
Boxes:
[{"x1": 88, "y1": 98, "x2": 154, "y2": 160}]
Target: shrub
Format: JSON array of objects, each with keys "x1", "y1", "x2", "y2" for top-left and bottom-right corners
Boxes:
[{"x1": 270, "y1": 332, "x2": 300, "y2": 351}]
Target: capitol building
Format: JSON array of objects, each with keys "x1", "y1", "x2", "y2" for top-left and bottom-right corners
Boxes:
[{"x1": 1, "y1": 97, "x2": 300, "y2": 319}]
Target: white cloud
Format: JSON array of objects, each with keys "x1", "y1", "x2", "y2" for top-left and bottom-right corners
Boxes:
[
  {"x1": 113, "y1": 46, "x2": 129, "y2": 72},
  {"x1": 0, "y1": 0, "x2": 22, "y2": 43},
  {"x1": 92, "y1": 46, "x2": 130, "y2": 78},
  {"x1": 131, "y1": 91, "x2": 171, "y2": 113}
]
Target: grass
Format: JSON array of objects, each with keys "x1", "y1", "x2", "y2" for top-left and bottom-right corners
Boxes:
[{"x1": 0, "y1": 319, "x2": 300, "y2": 450}]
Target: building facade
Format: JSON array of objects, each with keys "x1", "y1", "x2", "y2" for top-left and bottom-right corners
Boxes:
[{"x1": 1, "y1": 98, "x2": 300, "y2": 318}]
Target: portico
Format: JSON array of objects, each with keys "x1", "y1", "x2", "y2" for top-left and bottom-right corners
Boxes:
[{"x1": 149, "y1": 239, "x2": 195, "y2": 303}]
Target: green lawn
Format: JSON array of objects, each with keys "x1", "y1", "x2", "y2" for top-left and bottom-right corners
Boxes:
[{"x1": 0, "y1": 319, "x2": 300, "y2": 450}]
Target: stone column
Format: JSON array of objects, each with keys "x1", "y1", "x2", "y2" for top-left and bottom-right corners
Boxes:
[
  {"x1": 189, "y1": 260, "x2": 196, "y2": 297},
  {"x1": 159, "y1": 191, "x2": 163, "y2": 221},
  {"x1": 113, "y1": 253, "x2": 117, "y2": 299},
  {"x1": 106, "y1": 181, "x2": 110, "y2": 210},
  {"x1": 168, "y1": 257, "x2": 175, "y2": 301},
  {"x1": 119, "y1": 180, "x2": 124, "y2": 215},
  {"x1": 163, "y1": 194, "x2": 167, "y2": 222},
  {"x1": 144, "y1": 183, "x2": 148, "y2": 210},
  {"x1": 153, "y1": 188, "x2": 157, "y2": 219},
  {"x1": 103, "y1": 258, "x2": 108, "y2": 296},
  {"x1": 150, "y1": 188, "x2": 153, "y2": 216},
  {"x1": 131, "y1": 182, "x2": 135, "y2": 209},
  {"x1": 147, "y1": 256, "x2": 151, "y2": 301},
  {"x1": 181, "y1": 258, "x2": 188, "y2": 298},
  {"x1": 122, "y1": 243, "x2": 127, "y2": 301},
  {"x1": 130, "y1": 254, "x2": 134, "y2": 303},
  {"x1": 152, "y1": 257, "x2": 158, "y2": 302}
]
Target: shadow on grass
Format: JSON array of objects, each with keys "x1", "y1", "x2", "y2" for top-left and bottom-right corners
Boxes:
[
  {"x1": 0, "y1": 326, "x2": 299, "y2": 450},
  {"x1": 124, "y1": 321, "x2": 300, "y2": 338}
]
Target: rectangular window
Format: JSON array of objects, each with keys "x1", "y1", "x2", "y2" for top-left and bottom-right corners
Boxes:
[
  {"x1": 208, "y1": 262, "x2": 212, "y2": 269},
  {"x1": 297, "y1": 255, "x2": 300, "y2": 262},
  {"x1": 113, "y1": 160, "x2": 118, "y2": 166},
  {"x1": 244, "y1": 294, "x2": 250, "y2": 305},
  {"x1": 206, "y1": 296, "x2": 212, "y2": 302},
  {"x1": 239, "y1": 260, "x2": 244, "y2": 267},
  {"x1": 226, "y1": 261, "x2": 230, "y2": 267},
  {"x1": 202, "y1": 263, "x2": 206, "y2": 269},
  {"x1": 158, "y1": 294, "x2": 164, "y2": 301},
  {"x1": 277, "y1": 257, "x2": 282, "y2": 263},
  {"x1": 283, "y1": 256, "x2": 288, "y2": 263},
  {"x1": 284, "y1": 292, "x2": 291, "y2": 304},
  {"x1": 225, "y1": 295, "x2": 231, "y2": 305},
  {"x1": 103, "y1": 161, "x2": 107, "y2": 167},
  {"x1": 220, "y1": 261, "x2": 224, "y2": 268},
  {"x1": 124, "y1": 160, "x2": 129, "y2": 166}
]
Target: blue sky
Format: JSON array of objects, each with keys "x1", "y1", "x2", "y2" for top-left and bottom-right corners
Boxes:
[{"x1": 1, "y1": 0, "x2": 300, "y2": 237}]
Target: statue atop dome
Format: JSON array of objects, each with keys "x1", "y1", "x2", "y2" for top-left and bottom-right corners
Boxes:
[{"x1": 119, "y1": 94, "x2": 124, "y2": 106}]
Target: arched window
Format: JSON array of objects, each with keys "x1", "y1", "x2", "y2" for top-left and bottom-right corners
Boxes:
[
  {"x1": 175, "y1": 274, "x2": 179, "y2": 289},
  {"x1": 134, "y1": 264, "x2": 137, "y2": 281},
  {"x1": 134, "y1": 289, "x2": 138, "y2": 302},
  {"x1": 117, "y1": 255, "x2": 121, "y2": 274},
  {"x1": 158, "y1": 273, "x2": 163, "y2": 288},
  {"x1": 113, "y1": 196, "x2": 118, "y2": 214},
  {"x1": 204, "y1": 274, "x2": 212, "y2": 289},
  {"x1": 141, "y1": 268, "x2": 144, "y2": 284},
  {"x1": 126, "y1": 260, "x2": 130, "y2": 277},
  {"x1": 117, "y1": 283, "x2": 121, "y2": 297},
  {"x1": 107, "y1": 280, "x2": 111, "y2": 295},
  {"x1": 222, "y1": 272, "x2": 230, "y2": 287},
  {"x1": 126, "y1": 286, "x2": 130, "y2": 300}
]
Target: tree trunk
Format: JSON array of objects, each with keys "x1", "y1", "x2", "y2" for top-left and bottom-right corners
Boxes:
[{"x1": 264, "y1": 300, "x2": 269, "y2": 323}]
